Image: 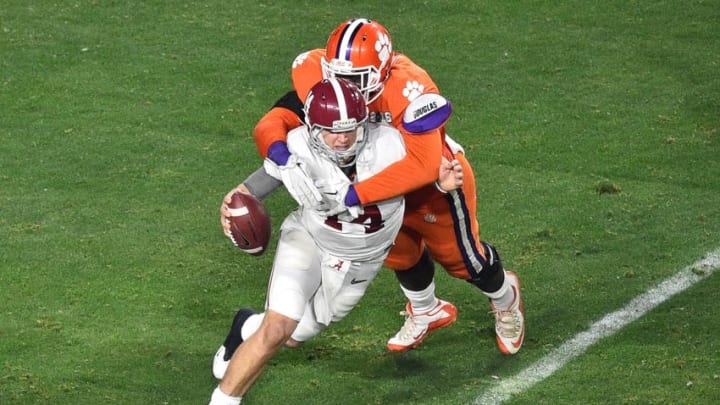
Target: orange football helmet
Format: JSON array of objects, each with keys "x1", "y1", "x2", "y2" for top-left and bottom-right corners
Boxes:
[{"x1": 321, "y1": 18, "x2": 394, "y2": 103}]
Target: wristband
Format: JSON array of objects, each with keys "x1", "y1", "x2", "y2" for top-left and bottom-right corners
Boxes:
[
  {"x1": 267, "y1": 141, "x2": 291, "y2": 166},
  {"x1": 344, "y1": 185, "x2": 360, "y2": 206}
]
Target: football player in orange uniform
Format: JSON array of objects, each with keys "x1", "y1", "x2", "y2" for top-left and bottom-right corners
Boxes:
[{"x1": 227, "y1": 18, "x2": 525, "y2": 359}]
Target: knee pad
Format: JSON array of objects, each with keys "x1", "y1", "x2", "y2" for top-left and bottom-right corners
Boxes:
[
  {"x1": 466, "y1": 241, "x2": 505, "y2": 293},
  {"x1": 394, "y1": 248, "x2": 435, "y2": 291}
]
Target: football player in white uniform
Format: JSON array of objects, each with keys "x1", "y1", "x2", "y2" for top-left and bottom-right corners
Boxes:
[{"x1": 208, "y1": 78, "x2": 461, "y2": 404}]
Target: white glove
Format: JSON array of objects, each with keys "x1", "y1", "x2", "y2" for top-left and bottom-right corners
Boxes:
[
  {"x1": 315, "y1": 178, "x2": 361, "y2": 219},
  {"x1": 263, "y1": 155, "x2": 323, "y2": 209}
]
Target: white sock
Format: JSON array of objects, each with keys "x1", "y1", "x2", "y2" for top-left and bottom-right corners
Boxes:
[
  {"x1": 209, "y1": 386, "x2": 242, "y2": 405},
  {"x1": 401, "y1": 281, "x2": 438, "y2": 314},
  {"x1": 485, "y1": 272, "x2": 513, "y2": 309},
  {"x1": 240, "y1": 313, "x2": 264, "y2": 341}
]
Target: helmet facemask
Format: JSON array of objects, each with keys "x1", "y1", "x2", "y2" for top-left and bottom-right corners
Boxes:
[
  {"x1": 321, "y1": 58, "x2": 385, "y2": 104},
  {"x1": 308, "y1": 120, "x2": 368, "y2": 168}
]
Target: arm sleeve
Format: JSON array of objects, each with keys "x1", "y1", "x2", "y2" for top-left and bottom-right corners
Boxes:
[
  {"x1": 353, "y1": 128, "x2": 443, "y2": 204},
  {"x1": 243, "y1": 165, "x2": 283, "y2": 201},
  {"x1": 253, "y1": 91, "x2": 305, "y2": 158}
]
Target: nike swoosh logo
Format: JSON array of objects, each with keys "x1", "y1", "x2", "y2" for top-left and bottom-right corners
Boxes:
[{"x1": 350, "y1": 278, "x2": 367, "y2": 285}]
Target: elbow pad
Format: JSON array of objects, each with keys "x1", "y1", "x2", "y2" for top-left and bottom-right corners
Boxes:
[{"x1": 401, "y1": 93, "x2": 453, "y2": 134}]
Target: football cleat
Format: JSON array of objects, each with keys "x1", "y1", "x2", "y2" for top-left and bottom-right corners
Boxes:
[
  {"x1": 386, "y1": 299, "x2": 458, "y2": 352},
  {"x1": 490, "y1": 271, "x2": 525, "y2": 355},
  {"x1": 212, "y1": 308, "x2": 256, "y2": 379}
]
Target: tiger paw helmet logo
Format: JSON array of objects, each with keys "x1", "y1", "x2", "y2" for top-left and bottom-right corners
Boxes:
[
  {"x1": 292, "y1": 51, "x2": 310, "y2": 69},
  {"x1": 402, "y1": 80, "x2": 425, "y2": 101},
  {"x1": 375, "y1": 34, "x2": 392, "y2": 68}
]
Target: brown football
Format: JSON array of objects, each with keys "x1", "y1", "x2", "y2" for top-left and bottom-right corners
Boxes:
[{"x1": 226, "y1": 192, "x2": 271, "y2": 256}]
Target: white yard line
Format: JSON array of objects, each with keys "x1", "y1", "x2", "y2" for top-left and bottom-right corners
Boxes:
[{"x1": 473, "y1": 249, "x2": 720, "y2": 405}]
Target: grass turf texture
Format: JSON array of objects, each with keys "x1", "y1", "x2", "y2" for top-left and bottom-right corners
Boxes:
[{"x1": 1, "y1": 1, "x2": 719, "y2": 404}]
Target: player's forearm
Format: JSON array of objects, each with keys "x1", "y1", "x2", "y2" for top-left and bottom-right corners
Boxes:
[
  {"x1": 353, "y1": 132, "x2": 441, "y2": 204},
  {"x1": 242, "y1": 166, "x2": 282, "y2": 200},
  {"x1": 253, "y1": 107, "x2": 303, "y2": 158}
]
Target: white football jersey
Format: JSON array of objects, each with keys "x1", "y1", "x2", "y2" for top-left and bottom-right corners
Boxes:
[{"x1": 286, "y1": 122, "x2": 406, "y2": 261}]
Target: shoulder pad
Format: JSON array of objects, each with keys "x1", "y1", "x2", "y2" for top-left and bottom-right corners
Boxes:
[
  {"x1": 291, "y1": 49, "x2": 324, "y2": 103},
  {"x1": 401, "y1": 93, "x2": 452, "y2": 134}
]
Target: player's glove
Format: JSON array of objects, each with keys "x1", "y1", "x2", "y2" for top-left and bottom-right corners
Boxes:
[
  {"x1": 263, "y1": 141, "x2": 323, "y2": 209},
  {"x1": 263, "y1": 156, "x2": 323, "y2": 209},
  {"x1": 315, "y1": 178, "x2": 361, "y2": 219}
]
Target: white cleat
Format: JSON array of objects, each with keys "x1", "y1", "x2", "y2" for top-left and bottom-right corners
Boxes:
[
  {"x1": 490, "y1": 271, "x2": 525, "y2": 355},
  {"x1": 212, "y1": 346, "x2": 230, "y2": 380},
  {"x1": 387, "y1": 299, "x2": 458, "y2": 352},
  {"x1": 212, "y1": 308, "x2": 255, "y2": 379}
]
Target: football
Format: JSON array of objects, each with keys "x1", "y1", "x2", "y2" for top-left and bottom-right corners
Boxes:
[{"x1": 226, "y1": 191, "x2": 271, "y2": 256}]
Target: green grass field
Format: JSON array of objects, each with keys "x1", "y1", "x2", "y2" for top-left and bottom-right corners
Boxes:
[{"x1": 2, "y1": 1, "x2": 719, "y2": 404}]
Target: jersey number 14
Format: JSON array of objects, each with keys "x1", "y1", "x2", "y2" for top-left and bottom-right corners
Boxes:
[{"x1": 324, "y1": 205, "x2": 385, "y2": 234}]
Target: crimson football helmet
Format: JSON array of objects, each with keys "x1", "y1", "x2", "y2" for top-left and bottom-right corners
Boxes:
[
  {"x1": 304, "y1": 78, "x2": 369, "y2": 167},
  {"x1": 321, "y1": 18, "x2": 394, "y2": 103}
]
